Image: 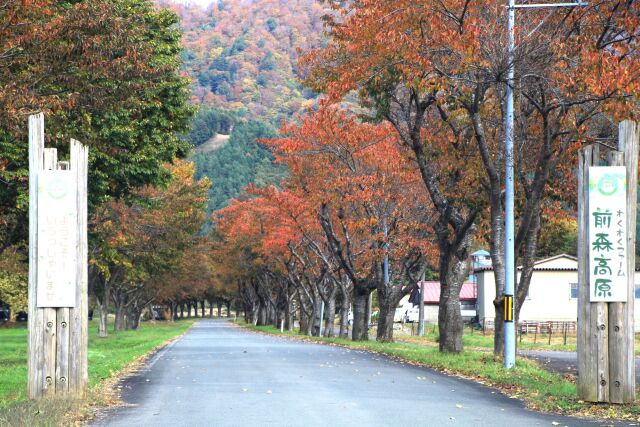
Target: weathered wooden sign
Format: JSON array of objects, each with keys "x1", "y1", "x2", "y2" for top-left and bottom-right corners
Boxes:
[
  {"x1": 37, "y1": 170, "x2": 78, "y2": 307},
  {"x1": 578, "y1": 121, "x2": 638, "y2": 404},
  {"x1": 588, "y1": 166, "x2": 627, "y2": 302},
  {"x1": 28, "y1": 113, "x2": 88, "y2": 399}
]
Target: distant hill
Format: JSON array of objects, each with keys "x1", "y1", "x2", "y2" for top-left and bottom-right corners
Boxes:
[
  {"x1": 157, "y1": 0, "x2": 325, "y2": 124},
  {"x1": 155, "y1": 0, "x2": 324, "y2": 220}
]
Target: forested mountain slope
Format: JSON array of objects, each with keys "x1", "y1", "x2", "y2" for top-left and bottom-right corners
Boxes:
[
  {"x1": 156, "y1": 0, "x2": 325, "y2": 217},
  {"x1": 159, "y1": 0, "x2": 325, "y2": 123}
]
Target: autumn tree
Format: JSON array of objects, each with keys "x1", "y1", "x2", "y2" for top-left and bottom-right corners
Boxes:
[
  {"x1": 91, "y1": 160, "x2": 210, "y2": 334},
  {"x1": 266, "y1": 104, "x2": 435, "y2": 342},
  {"x1": 303, "y1": 0, "x2": 640, "y2": 353}
]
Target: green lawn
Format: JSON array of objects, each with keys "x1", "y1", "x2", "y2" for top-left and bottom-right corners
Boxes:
[
  {"x1": 0, "y1": 319, "x2": 193, "y2": 408},
  {"x1": 396, "y1": 325, "x2": 640, "y2": 355},
  {"x1": 397, "y1": 327, "x2": 576, "y2": 352}
]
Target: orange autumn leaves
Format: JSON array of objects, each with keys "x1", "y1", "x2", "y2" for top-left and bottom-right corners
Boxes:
[
  {"x1": 91, "y1": 160, "x2": 210, "y2": 299},
  {"x1": 215, "y1": 102, "x2": 437, "y2": 281}
]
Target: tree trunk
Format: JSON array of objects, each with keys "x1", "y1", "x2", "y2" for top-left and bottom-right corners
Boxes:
[
  {"x1": 438, "y1": 257, "x2": 468, "y2": 353},
  {"x1": 179, "y1": 304, "x2": 184, "y2": 318},
  {"x1": 98, "y1": 282, "x2": 110, "y2": 337},
  {"x1": 352, "y1": 286, "x2": 370, "y2": 341},
  {"x1": 311, "y1": 295, "x2": 323, "y2": 336},
  {"x1": 114, "y1": 294, "x2": 126, "y2": 332},
  {"x1": 376, "y1": 295, "x2": 400, "y2": 342},
  {"x1": 493, "y1": 298, "x2": 505, "y2": 356},
  {"x1": 323, "y1": 294, "x2": 336, "y2": 338},
  {"x1": 226, "y1": 302, "x2": 232, "y2": 318},
  {"x1": 300, "y1": 305, "x2": 313, "y2": 336},
  {"x1": 209, "y1": 300, "x2": 213, "y2": 318},
  {"x1": 364, "y1": 292, "x2": 372, "y2": 335},
  {"x1": 285, "y1": 299, "x2": 293, "y2": 331},
  {"x1": 170, "y1": 302, "x2": 177, "y2": 321},
  {"x1": 129, "y1": 307, "x2": 142, "y2": 330},
  {"x1": 339, "y1": 296, "x2": 349, "y2": 338},
  {"x1": 257, "y1": 302, "x2": 268, "y2": 326},
  {"x1": 217, "y1": 301, "x2": 222, "y2": 317}
]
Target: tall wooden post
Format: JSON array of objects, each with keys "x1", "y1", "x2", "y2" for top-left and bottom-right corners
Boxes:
[
  {"x1": 27, "y1": 114, "x2": 89, "y2": 398},
  {"x1": 577, "y1": 121, "x2": 638, "y2": 403},
  {"x1": 612, "y1": 122, "x2": 638, "y2": 403}
]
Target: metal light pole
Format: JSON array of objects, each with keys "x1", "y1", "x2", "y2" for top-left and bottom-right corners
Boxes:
[{"x1": 503, "y1": 0, "x2": 587, "y2": 369}]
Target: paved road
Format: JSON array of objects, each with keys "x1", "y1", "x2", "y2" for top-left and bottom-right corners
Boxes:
[
  {"x1": 94, "y1": 320, "x2": 618, "y2": 427},
  {"x1": 521, "y1": 350, "x2": 640, "y2": 385}
]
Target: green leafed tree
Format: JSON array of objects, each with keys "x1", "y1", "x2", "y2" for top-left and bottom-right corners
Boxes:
[{"x1": 0, "y1": 0, "x2": 193, "y2": 253}]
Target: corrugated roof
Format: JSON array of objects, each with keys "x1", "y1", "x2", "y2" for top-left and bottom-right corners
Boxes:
[
  {"x1": 419, "y1": 281, "x2": 477, "y2": 304},
  {"x1": 474, "y1": 253, "x2": 578, "y2": 272}
]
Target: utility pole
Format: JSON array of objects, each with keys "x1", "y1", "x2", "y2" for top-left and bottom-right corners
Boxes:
[{"x1": 503, "y1": 0, "x2": 587, "y2": 369}]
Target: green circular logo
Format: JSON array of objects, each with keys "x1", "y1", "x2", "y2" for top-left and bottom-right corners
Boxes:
[
  {"x1": 597, "y1": 175, "x2": 618, "y2": 196},
  {"x1": 47, "y1": 177, "x2": 68, "y2": 200}
]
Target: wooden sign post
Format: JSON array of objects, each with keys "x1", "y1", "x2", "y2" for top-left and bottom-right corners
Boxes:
[
  {"x1": 577, "y1": 121, "x2": 638, "y2": 403},
  {"x1": 27, "y1": 113, "x2": 89, "y2": 398}
]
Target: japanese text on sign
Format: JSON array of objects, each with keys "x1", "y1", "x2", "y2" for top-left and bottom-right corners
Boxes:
[
  {"x1": 37, "y1": 170, "x2": 77, "y2": 307},
  {"x1": 588, "y1": 166, "x2": 627, "y2": 302}
]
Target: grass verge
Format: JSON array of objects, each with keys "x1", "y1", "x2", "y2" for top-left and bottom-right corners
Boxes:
[
  {"x1": 0, "y1": 319, "x2": 193, "y2": 426},
  {"x1": 236, "y1": 321, "x2": 640, "y2": 422},
  {"x1": 396, "y1": 324, "x2": 640, "y2": 355}
]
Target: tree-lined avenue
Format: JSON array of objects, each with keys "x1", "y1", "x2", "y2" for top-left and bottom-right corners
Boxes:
[{"x1": 94, "y1": 320, "x2": 606, "y2": 427}]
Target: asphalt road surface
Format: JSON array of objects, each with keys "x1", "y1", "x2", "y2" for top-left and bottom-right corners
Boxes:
[
  {"x1": 521, "y1": 349, "x2": 640, "y2": 386},
  {"x1": 94, "y1": 320, "x2": 619, "y2": 427}
]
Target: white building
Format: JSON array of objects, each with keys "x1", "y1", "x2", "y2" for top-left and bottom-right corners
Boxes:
[{"x1": 476, "y1": 253, "x2": 640, "y2": 330}]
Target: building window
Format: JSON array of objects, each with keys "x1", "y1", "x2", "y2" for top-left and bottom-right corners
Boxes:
[{"x1": 570, "y1": 283, "x2": 578, "y2": 299}]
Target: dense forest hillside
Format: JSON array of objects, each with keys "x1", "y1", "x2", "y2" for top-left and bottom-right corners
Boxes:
[
  {"x1": 158, "y1": 0, "x2": 325, "y2": 124},
  {"x1": 155, "y1": 0, "x2": 326, "y2": 216},
  {"x1": 192, "y1": 120, "x2": 287, "y2": 222}
]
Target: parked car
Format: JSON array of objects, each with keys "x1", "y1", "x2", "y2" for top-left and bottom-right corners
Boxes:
[
  {"x1": 403, "y1": 307, "x2": 419, "y2": 323},
  {"x1": 151, "y1": 306, "x2": 166, "y2": 320},
  {"x1": 16, "y1": 311, "x2": 27, "y2": 322},
  {"x1": 0, "y1": 308, "x2": 9, "y2": 322}
]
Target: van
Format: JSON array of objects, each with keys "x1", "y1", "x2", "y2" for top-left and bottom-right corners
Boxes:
[{"x1": 404, "y1": 307, "x2": 419, "y2": 323}]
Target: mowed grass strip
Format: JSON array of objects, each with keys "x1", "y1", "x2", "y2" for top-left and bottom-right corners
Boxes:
[
  {"x1": 0, "y1": 319, "x2": 193, "y2": 408},
  {"x1": 396, "y1": 325, "x2": 640, "y2": 355},
  {"x1": 238, "y1": 322, "x2": 640, "y2": 420}
]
